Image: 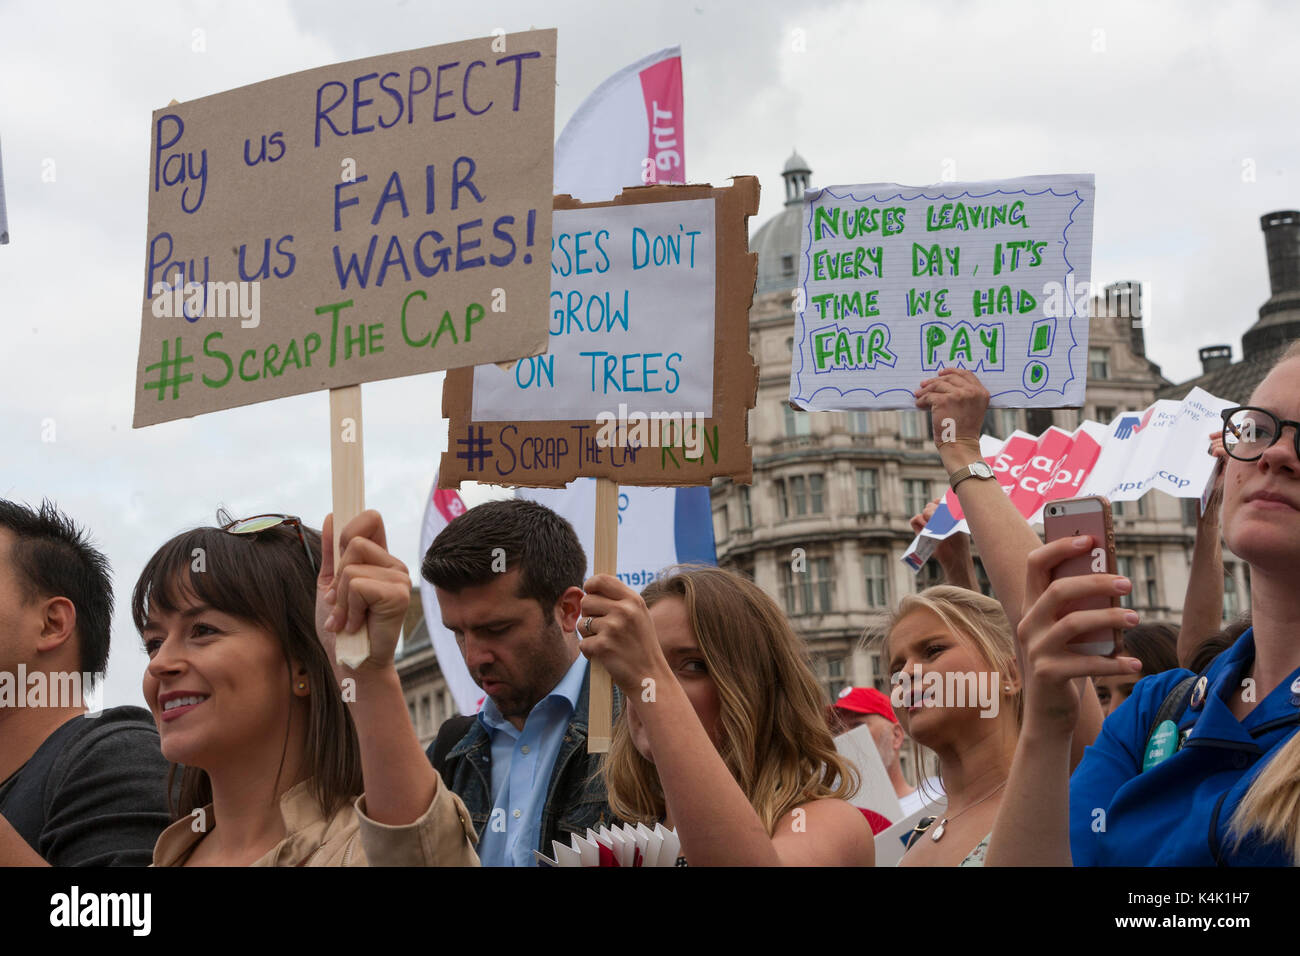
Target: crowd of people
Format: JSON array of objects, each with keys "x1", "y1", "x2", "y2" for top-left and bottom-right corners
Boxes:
[{"x1": 1, "y1": 340, "x2": 1298, "y2": 866}]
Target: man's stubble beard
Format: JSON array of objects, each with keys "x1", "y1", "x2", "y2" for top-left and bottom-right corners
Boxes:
[{"x1": 485, "y1": 613, "x2": 571, "y2": 721}]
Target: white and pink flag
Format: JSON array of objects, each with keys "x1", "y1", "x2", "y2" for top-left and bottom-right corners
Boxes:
[
  {"x1": 416, "y1": 477, "x2": 484, "y2": 716},
  {"x1": 553, "y1": 46, "x2": 684, "y2": 200},
  {"x1": 902, "y1": 387, "x2": 1234, "y2": 571}
]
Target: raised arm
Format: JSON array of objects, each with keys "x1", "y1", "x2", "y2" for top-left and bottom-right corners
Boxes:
[
  {"x1": 1177, "y1": 437, "x2": 1227, "y2": 668},
  {"x1": 319, "y1": 511, "x2": 477, "y2": 865},
  {"x1": 915, "y1": 368, "x2": 1103, "y2": 766},
  {"x1": 910, "y1": 498, "x2": 978, "y2": 591},
  {"x1": 984, "y1": 536, "x2": 1142, "y2": 866},
  {"x1": 577, "y1": 575, "x2": 873, "y2": 867},
  {"x1": 914, "y1": 368, "x2": 1043, "y2": 625}
]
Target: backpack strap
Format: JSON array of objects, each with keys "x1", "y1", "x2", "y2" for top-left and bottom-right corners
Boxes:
[
  {"x1": 0, "y1": 716, "x2": 86, "y2": 852},
  {"x1": 1139, "y1": 674, "x2": 1198, "y2": 772},
  {"x1": 428, "y1": 715, "x2": 477, "y2": 784}
]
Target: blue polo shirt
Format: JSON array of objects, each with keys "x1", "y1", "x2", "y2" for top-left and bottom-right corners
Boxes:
[
  {"x1": 475, "y1": 653, "x2": 587, "y2": 867},
  {"x1": 1070, "y1": 628, "x2": 1300, "y2": 865}
]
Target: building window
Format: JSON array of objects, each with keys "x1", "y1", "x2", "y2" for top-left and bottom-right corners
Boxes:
[
  {"x1": 780, "y1": 559, "x2": 831, "y2": 615},
  {"x1": 856, "y1": 468, "x2": 880, "y2": 513},
  {"x1": 1115, "y1": 498, "x2": 1144, "y2": 517},
  {"x1": 738, "y1": 486, "x2": 752, "y2": 528},
  {"x1": 914, "y1": 559, "x2": 944, "y2": 592},
  {"x1": 407, "y1": 700, "x2": 418, "y2": 729},
  {"x1": 809, "y1": 474, "x2": 825, "y2": 513},
  {"x1": 1089, "y1": 347, "x2": 1110, "y2": 379},
  {"x1": 1095, "y1": 406, "x2": 1116, "y2": 424},
  {"x1": 790, "y1": 476, "x2": 807, "y2": 515},
  {"x1": 904, "y1": 478, "x2": 930, "y2": 518},
  {"x1": 972, "y1": 557, "x2": 993, "y2": 597},
  {"x1": 782, "y1": 254, "x2": 795, "y2": 277},
  {"x1": 900, "y1": 410, "x2": 925, "y2": 439},
  {"x1": 419, "y1": 695, "x2": 432, "y2": 736},
  {"x1": 1027, "y1": 407, "x2": 1055, "y2": 435},
  {"x1": 1182, "y1": 498, "x2": 1200, "y2": 527},
  {"x1": 815, "y1": 654, "x2": 848, "y2": 702},
  {"x1": 863, "y1": 553, "x2": 889, "y2": 607},
  {"x1": 1144, "y1": 556, "x2": 1158, "y2": 608},
  {"x1": 812, "y1": 556, "x2": 833, "y2": 612},
  {"x1": 775, "y1": 476, "x2": 817, "y2": 518},
  {"x1": 784, "y1": 404, "x2": 811, "y2": 437},
  {"x1": 849, "y1": 411, "x2": 870, "y2": 435},
  {"x1": 997, "y1": 408, "x2": 1020, "y2": 437},
  {"x1": 1117, "y1": 555, "x2": 1135, "y2": 609}
]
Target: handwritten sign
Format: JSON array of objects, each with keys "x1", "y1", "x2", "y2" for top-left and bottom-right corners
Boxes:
[
  {"x1": 471, "y1": 198, "x2": 715, "y2": 421},
  {"x1": 440, "y1": 179, "x2": 758, "y2": 488},
  {"x1": 788, "y1": 174, "x2": 1094, "y2": 411},
  {"x1": 133, "y1": 30, "x2": 556, "y2": 427}
]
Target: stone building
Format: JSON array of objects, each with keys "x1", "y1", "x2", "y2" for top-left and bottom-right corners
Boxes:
[{"x1": 710, "y1": 154, "x2": 1203, "y2": 780}]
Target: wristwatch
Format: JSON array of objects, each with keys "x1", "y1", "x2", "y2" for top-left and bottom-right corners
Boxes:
[{"x1": 948, "y1": 460, "x2": 994, "y2": 490}]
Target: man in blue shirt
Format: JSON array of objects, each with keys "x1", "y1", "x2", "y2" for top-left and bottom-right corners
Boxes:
[{"x1": 422, "y1": 499, "x2": 614, "y2": 865}]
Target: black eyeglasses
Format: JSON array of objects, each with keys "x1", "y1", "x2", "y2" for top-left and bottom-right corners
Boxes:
[
  {"x1": 1220, "y1": 406, "x2": 1300, "y2": 462},
  {"x1": 221, "y1": 514, "x2": 317, "y2": 576}
]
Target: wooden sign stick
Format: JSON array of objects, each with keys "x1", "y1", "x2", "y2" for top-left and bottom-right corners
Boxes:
[
  {"x1": 588, "y1": 477, "x2": 619, "y2": 753},
  {"x1": 330, "y1": 384, "x2": 370, "y2": 667}
]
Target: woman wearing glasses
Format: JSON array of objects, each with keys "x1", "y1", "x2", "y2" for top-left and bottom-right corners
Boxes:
[
  {"x1": 135, "y1": 510, "x2": 478, "y2": 866},
  {"x1": 987, "y1": 341, "x2": 1300, "y2": 865}
]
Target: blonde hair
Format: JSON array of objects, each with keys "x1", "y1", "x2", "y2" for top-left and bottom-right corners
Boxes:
[
  {"x1": 602, "y1": 565, "x2": 857, "y2": 835},
  {"x1": 876, "y1": 585, "x2": 1022, "y2": 800},
  {"x1": 1227, "y1": 339, "x2": 1300, "y2": 858}
]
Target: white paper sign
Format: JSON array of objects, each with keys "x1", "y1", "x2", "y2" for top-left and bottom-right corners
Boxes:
[
  {"x1": 471, "y1": 198, "x2": 716, "y2": 421},
  {"x1": 788, "y1": 174, "x2": 1095, "y2": 411}
]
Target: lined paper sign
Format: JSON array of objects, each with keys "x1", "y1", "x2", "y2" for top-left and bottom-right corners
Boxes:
[{"x1": 788, "y1": 174, "x2": 1095, "y2": 410}]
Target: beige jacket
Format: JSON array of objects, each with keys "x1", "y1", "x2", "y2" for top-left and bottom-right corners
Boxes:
[{"x1": 152, "y1": 776, "x2": 480, "y2": 866}]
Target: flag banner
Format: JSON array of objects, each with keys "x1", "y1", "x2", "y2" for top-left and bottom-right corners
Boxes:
[
  {"x1": 417, "y1": 475, "x2": 483, "y2": 715},
  {"x1": 902, "y1": 387, "x2": 1233, "y2": 571},
  {"x1": 553, "y1": 46, "x2": 683, "y2": 201}
]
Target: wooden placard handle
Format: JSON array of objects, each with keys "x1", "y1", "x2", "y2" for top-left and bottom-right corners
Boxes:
[
  {"x1": 330, "y1": 385, "x2": 370, "y2": 667},
  {"x1": 587, "y1": 477, "x2": 619, "y2": 753}
]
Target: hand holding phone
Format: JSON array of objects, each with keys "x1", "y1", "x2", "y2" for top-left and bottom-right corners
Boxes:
[{"x1": 1042, "y1": 496, "x2": 1120, "y2": 656}]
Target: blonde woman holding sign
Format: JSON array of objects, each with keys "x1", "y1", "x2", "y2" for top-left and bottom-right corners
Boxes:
[
  {"x1": 578, "y1": 566, "x2": 875, "y2": 866},
  {"x1": 136, "y1": 510, "x2": 478, "y2": 866}
]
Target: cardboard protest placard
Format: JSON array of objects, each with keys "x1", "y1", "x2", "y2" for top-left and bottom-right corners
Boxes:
[
  {"x1": 788, "y1": 174, "x2": 1095, "y2": 411},
  {"x1": 439, "y1": 178, "x2": 759, "y2": 488},
  {"x1": 133, "y1": 30, "x2": 556, "y2": 428}
]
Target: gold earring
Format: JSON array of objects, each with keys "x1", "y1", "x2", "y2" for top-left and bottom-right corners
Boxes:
[{"x1": 297, "y1": 681, "x2": 307, "y2": 691}]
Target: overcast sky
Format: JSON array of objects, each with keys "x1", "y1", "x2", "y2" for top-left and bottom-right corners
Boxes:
[{"x1": 1, "y1": 0, "x2": 1296, "y2": 711}]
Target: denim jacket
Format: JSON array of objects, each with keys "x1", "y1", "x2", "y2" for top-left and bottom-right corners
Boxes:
[{"x1": 438, "y1": 669, "x2": 616, "y2": 861}]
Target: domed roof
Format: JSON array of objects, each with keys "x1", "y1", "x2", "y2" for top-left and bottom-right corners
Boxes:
[
  {"x1": 751, "y1": 204, "x2": 804, "y2": 296},
  {"x1": 751, "y1": 151, "x2": 814, "y2": 295}
]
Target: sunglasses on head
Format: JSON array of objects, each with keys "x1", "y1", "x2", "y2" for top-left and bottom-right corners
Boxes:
[{"x1": 220, "y1": 514, "x2": 317, "y2": 576}]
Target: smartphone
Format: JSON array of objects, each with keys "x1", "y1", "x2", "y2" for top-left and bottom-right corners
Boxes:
[{"x1": 1042, "y1": 495, "x2": 1120, "y2": 657}]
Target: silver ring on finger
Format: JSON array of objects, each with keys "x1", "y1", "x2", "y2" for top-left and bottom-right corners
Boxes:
[{"x1": 582, "y1": 616, "x2": 595, "y2": 637}]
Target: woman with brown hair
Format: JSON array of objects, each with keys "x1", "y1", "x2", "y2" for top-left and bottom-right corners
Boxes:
[
  {"x1": 578, "y1": 565, "x2": 874, "y2": 866},
  {"x1": 134, "y1": 509, "x2": 477, "y2": 866}
]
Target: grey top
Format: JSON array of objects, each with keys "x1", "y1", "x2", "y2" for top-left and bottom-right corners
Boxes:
[{"x1": 0, "y1": 706, "x2": 171, "y2": 866}]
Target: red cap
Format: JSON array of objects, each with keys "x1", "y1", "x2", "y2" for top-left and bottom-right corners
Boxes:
[{"x1": 833, "y1": 686, "x2": 898, "y2": 724}]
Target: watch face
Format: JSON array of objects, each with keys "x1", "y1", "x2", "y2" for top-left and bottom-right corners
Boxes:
[{"x1": 971, "y1": 462, "x2": 994, "y2": 478}]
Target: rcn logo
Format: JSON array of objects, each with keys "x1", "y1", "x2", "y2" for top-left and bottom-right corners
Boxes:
[{"x1": 1113, "y1": 407, "x2": 1155, "y2": 440}]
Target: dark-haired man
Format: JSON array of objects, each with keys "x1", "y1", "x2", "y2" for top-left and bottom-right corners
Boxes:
[
  {"x1": 422, "y1": 498, "x2": 614, "y2": 866},
  {"x1": 0, "y1": 500, "x2": 170, "y2": 865}
]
